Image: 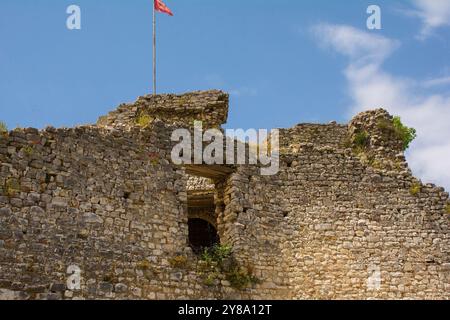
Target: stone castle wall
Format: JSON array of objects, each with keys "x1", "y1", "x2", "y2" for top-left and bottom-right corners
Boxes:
[
  {"x1": 0, "y1": 123, "x2": 198, "y2": 299},
  {"x1": 280, "y1": 138, "x2": 449, "y2": 299},
  {"x1": 0, "y1": 90, "x2": 449, "y2": 300},
  {"x1": 97, "y1": 90, "x2": 229, "y2": 131}
]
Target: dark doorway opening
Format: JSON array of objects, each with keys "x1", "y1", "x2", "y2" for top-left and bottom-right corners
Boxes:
[{"x1": 188, "y1": 218, "x2": 219, "y2": 254}]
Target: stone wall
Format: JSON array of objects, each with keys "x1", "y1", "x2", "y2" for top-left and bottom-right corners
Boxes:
[
  {"x1": 279, "y1": 123, "x2": 348, "y2": 153},
  {"x1": 0, "y1": 125, "x2": 281, "y2": 299},
  {"x1": 97, "y1": 90, "x2": 229, "y2": 131},
  {"x1": 0, "y1": 122, "x2": 199, "y2": 300},
  {"x1": 280, "y1": 143, "x2": 449, "y2": 299},
  {"x1": 0, "y1": 90, "x2": 449, "y2": 300}
]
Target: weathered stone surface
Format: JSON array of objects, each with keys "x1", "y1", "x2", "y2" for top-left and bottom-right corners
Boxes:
[
  {"x1": 0, "y1": 207, "x2": 11, "y2": 217},
  {"x1": 50, "y1": 283, "x2": 66, "y2": 292},
  {"x1": 83, "y1": 212, "x2": 103, "y2": 224},
  {"x1": 0, "y1": 289, "x2": 30, "y2": 300},
  {"x1": 114, "y1": 283, "x2": 128, "y2": 293},
  {"x1": 97, "y1": 90, "x2": 229, "y2": 131},
  {"x1": 0, "y1": 91, "x2": 448, "y2": 300}
]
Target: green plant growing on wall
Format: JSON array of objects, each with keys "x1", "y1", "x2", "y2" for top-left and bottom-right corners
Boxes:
[
  {"x1": 203, "y1": 271, "x2": 220, "y2": 287},
  {"x1": 201, "y1": 244, "x2": 232, "y2": 264},
  {"x1": 0, "y1": 121, "x2": 8, "y2": 136},
  {"x1": 445, "y1": 203, "x2": 450, "y2": 214},
  {"x1": 392, "y1": 116, "x2": 417, "y2": 150},
  {"x1": 354, "y1": 131, "x2": 369, "y2": 147},
  {"x1": 199, "y1": 244, "x2": 260, "y2": 290},
  {"x1": 169, "y1": 255, "x2": 188, "y2": 269},
  {"x1": 136, "y1": 259, "x2": 152, "y2": 271},
  {"x1": 352, "y1": 131, "x2": 370, "y2": 154},
  {"x1": 378, "y1": 116, "x2": 417, "y2": 151},
  {"x1": 226, "y1": 266, "x2": 261, "y2": 290},
  {"x1": 4, "y1": 178, "x2": 20, "y2": 198},
  {"x1": 136, "y1": 113, "x2": 152, "y2": 128},
  {"x1": 22, "y1": 145, "x2": 34, "y2": 157},
  {"x1": 410, "y1": 182, "x2": 421, "y2": 196},
  {"x1": 369, "y1": 159, "x2": 383, "y2": 169}
]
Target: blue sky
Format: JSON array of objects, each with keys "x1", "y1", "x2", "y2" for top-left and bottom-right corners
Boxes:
[{"x1": 1, "y1": 0, "x2": 450, "y2": 189}]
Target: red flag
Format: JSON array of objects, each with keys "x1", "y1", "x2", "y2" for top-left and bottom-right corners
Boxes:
[{"x1": 155, "y1": 0, "x2": 173, "y2": 16}]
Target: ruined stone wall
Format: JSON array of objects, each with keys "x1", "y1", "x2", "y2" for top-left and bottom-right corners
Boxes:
[
  {"x1": 217, "y1": 169, "x2": 294, "y2": 299},
  {"x1": 280, "y1": 147, "x2": 449, "y2": 299},
  {"x1": 0, "y1": 122, "x2": 200, "y2": 299},
  {"x1": 209, "y1": 109, "x2": 449, "y2": 300},
  {"x1": 97, "y1": 90, "x2": 229, "y2": 131},
  {"x1": 276, "y1": 110, "x2": 449, "y2": 299},
  {"x1": 279, "y1": 123, "x2": 348, "y2": 153},
  {"x1": 0, "y1": 91, "x2": 286, "y2": 300},
  {"x1": 0, "y1": 90, "x2": 449, "y2": 300}
]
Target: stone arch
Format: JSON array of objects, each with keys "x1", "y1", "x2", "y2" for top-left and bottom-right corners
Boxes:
[{"x1": 185, "y1": 165, "x2": 235, "y2": 253}]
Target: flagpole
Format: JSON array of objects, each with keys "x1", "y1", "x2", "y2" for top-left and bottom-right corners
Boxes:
[{"x1": 153, "y1": 1, "x2": 156, "y2": 95}]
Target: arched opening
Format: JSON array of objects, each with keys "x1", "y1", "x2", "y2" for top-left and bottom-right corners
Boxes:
[
  {"x1": 185, "y1": 166, "x2": 234, "y2": 255},
  {"x1": 186, "y1": 173, "x2": 221, "y2": 255},
  {"x1": 188, "y1": 218, "x2": 219, "y2": 254}
]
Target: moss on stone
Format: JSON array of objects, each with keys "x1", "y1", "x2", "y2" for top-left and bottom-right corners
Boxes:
[
  {"x1": 0, "y1": 121, "x2": 8, "y2": 136},
  {"x1": 136, "y1": 113, "x2": 152, "y2": 128},
  {"x1": 136, "y1": 260, "x2": 152, "y2": 271},
  {"x1": 168, "y1": 255, "x2": 188, "y2": 269},
  {"x1": 4, "y1": 178, "x2": 20, "y2": 198},
  {"x1": 22, "y1": 146, "x2": 34, "y2": 157},
  {"x1": 226, "y1": 267, "x2": 261, "y2": 290},
  {"x1": 410, "y1": 182, "x2": 421, "y2": 196}
]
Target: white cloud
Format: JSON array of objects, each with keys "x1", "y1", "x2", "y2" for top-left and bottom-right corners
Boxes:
[
  {"x1": 422, "y1": 76, "x2": 450, "y2": 88},
  {"x1": 311, "y1": 24, "x2": 400, "y2": 65},
  {"x1": 411, "y1": 0, "x2": 450, "y2": 39},
  {"x1": 312, "y1": 23, "x2": 450, "y2": 190}
]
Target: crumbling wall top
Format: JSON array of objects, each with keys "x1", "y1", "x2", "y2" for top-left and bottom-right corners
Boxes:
[{"x1": 97, "y1": 90, "x2": 229, "y2": 131}]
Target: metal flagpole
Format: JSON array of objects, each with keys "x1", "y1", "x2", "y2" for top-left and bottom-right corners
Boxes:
[{"x1": 153, "y1": 1, "x2": 156, "y2": 95}]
